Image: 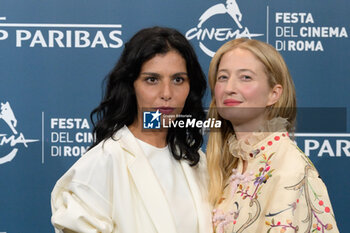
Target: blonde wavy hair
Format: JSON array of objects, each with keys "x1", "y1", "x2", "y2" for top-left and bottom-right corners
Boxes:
[{"x1": 207, "y1": 38, "x2": 297, "y2": 205}]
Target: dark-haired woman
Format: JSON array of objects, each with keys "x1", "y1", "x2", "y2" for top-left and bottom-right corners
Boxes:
[{"x1": 50, "y1": 27, "x2": 212, "y2": 233}]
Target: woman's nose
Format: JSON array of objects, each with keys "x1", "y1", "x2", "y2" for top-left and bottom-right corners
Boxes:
[
  {"x1": 160, "y1": 82, "x2": 172, "y2": 101},
  {"x1": 224, "y1": 77, "x2": 237, "y2": 94}
]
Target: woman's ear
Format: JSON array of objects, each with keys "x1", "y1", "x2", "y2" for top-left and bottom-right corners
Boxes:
[{"x1": 267, "y1": 84, "x2": 283, "y2": 106}]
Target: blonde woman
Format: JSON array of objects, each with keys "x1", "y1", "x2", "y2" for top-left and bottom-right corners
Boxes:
[{"x1": 207, "y1": 38, "x2": 339, "y2": 233}]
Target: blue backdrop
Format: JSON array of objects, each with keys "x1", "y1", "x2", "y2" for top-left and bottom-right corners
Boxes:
[{"x1": 0, "y1": 0, "x2": 349, "y2": 232}]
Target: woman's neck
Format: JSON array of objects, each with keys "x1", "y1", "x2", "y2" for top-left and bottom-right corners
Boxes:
[
  {"x1": 128, "y1": 119, "x2": 168, "y2": 148},
  {"x1": 232, "y1": 116, "x2": 266, "y2": 141}
]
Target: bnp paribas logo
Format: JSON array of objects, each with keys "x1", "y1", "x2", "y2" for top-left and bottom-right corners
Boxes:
[
  {"x1": 0, "y1": 16, "x2": 123, "y2": 48},
  {"x1": 186, "y1": 0, "x2": 264, "y2": 57},
  {"x1": 0, "y1": 101, "x2": 38, "y2": 164}
]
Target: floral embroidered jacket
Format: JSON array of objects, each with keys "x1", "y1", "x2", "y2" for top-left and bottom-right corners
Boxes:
[{"x1": 212, "y1": 120, "x2": 339, "y2": 233}]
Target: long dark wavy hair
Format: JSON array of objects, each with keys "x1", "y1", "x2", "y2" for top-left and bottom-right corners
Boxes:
[{"x1": 90, "y1": 26, "x2": 206, "y2": 166}]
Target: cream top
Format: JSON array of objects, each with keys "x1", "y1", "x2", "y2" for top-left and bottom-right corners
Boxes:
[{"x1": 136, "y1": 138, "x2": 199, "y2": 233}]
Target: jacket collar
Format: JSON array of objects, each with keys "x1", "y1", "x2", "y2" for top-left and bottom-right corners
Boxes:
[
  {"x1": 115, "y1": 125, "x2": 212, "y2": 233},
  {"x1": 117, "y1": 126, "x2": 178, "y2": 233},
  {"x1": 180, "y1": 158, "x2": 213, "y2": 233}
]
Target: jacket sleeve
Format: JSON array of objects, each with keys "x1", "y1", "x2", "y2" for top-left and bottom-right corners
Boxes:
[
  {"x1": 301, "y1": 171, "x2": 339, "y2": 232},
  {"x1": 51, "y1": 147, "x2": 115, "y2": 233},
  {"x1": 263, "y1": 148, "x2": 339, "y2": 233}
]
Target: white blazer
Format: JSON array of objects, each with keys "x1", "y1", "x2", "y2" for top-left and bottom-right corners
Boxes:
[{"x1": 51, "y1": 126, "x2": 213, "y2": 233}]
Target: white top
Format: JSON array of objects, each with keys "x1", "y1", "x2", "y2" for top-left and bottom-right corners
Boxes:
[{"x1": 136, "y1": 138, "x2": 199, "y2": 233}]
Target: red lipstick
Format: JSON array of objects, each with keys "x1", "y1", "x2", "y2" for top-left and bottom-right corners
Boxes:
[{"x1": 223, "y1": 99, "x2": 241, "y2": 106}]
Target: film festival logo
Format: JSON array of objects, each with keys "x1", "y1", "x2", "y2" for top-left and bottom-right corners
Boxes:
[
  {"x1": 0, "y1": 101, "x2": 38, "y2": 164},
  {"x1": 186, "y1": 0, "x2": 263, "y2": 57}
]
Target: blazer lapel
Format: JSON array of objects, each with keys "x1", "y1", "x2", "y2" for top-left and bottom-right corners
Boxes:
[
  {"x1": 181, "y1": 158, "x2": 213, "y2": 233},
  {"x1": 117, "y1": 126, "x2": 177, "y2": 233}
]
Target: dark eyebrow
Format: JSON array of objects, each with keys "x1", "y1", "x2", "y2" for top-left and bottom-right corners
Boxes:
[
  {"x1": 141, "y1": 72, "x2": 188, "y2": 77},
  {"x1": 172, "y1": 72, "x2": 188, "y2": 77},
  {"x1": 140, "y1": 72, "x2": 160, "y2": 77}
]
